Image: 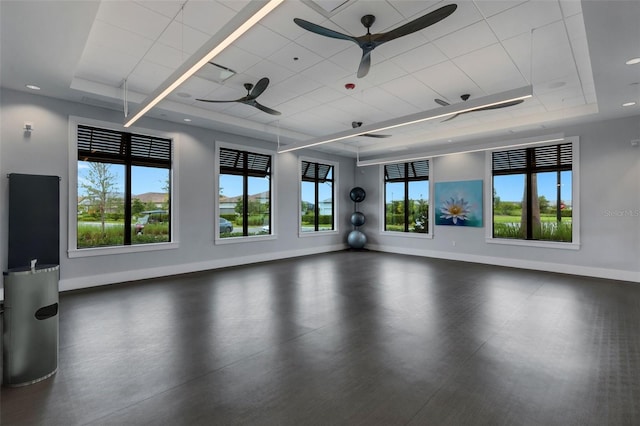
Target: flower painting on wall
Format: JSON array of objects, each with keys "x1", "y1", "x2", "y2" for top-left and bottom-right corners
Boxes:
[{"x1": 435, "y1": 180, "x2": 483, "y2": 227}]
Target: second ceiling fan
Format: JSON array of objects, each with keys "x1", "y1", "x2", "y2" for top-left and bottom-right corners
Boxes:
[{"x1": 294, "y1": 4, "x2": 457, "y2": 78}]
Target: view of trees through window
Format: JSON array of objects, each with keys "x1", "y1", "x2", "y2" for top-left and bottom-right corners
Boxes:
[
  {"x1": 384, "y1": 160, "x2": 429, "y2": 233},
  {"x1": 492, "y1": 143, "x2": 572, "y2": 242},
  {"x1": 301, "y1": 160, "x2": 334, "y2": 232},
  {"x1": 218, "y1": 147, "x2": 271, "y2": 238},
  {"x1": 76, "y1": 125, "x2": 171, "y2": 248}
]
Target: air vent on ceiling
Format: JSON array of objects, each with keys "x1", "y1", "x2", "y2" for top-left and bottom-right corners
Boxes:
[
  {"x1": 195, "y1": 62, "x2": 237, "y2": 84},
  {"x1": 301, "y1": 0, "x2": 353, "y2": 18}
]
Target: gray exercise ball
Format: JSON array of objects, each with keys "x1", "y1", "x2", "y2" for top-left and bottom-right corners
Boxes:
[
  {"x1": 351, "y1": 211, "x2": 366, "y2": 227},
  {"x1": 347, "y1": 230, "x2": 367, "y2": 249}
]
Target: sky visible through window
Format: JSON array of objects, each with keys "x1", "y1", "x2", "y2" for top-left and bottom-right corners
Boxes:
[{"x1": 78, "y1": 162, "x2": 168, "y2": 196}]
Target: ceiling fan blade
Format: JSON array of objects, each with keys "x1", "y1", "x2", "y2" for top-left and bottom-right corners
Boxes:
[
  {"x1": 434, "y1": 98, "x2": 450, "y2": 107},
  {"x1": 376, "y1": 4, "x2": 457, "y2": 44},
  {"x1": 472, "y1": 99, "x2": 525, "y2": 111},
  {"x1": 249, "y1": 77, "x2": 270, "y2": 99},
  {"x1": 362, "y1": 133, "x2": 392, "y2": 138},
  {"x1": 357, "y1": 49, "x2": 372, "y2": 78},
  {"x1": 293, "y1": 18, "x2": 357, "y2": 43},
  {"x1": 196, "y1": 98, "x2": 241, "y2": 103},
  {"x1": 253, "y1": 101, "x2": 281, "y2": 116},
  {"x1": 441, "y1": 113, "x2": 461, "y2": 122}
]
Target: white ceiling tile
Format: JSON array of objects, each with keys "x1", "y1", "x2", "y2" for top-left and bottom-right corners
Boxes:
[
  {"x1": 218, "y1": 0, "x2": 251, "y2": 12},
  {"x1": 244, "y1": 59, "x2": 295, "y2": 85},
  {"x1": 144, "y1": 42, "x2": 184, "y2": 70},
  {"x1": 412, "y1": 61, "x2": 479, "y2": 101},
  {"x1": 559, "y1": 0, "x2": 583, "y2": 18},
  {"x1": 433, "y1": 20, "x2": 498, "y2": 59},
  {"x1": 271, "y1": 73, "x2": 324, "y2": 97},
  {"x1": 213, "y1": 45, "x2": 263, "y2": 73},
  {"x1": 127, "y1": 60, "x2": 174, "y2": 93},
  {"x1": 453, "y1": 43, "x2": 528, "y2": 93},
  {"x1": 85, "y1": 20, "x2": 155, "y2": 61},
  {"x1": 259, "y1": 0, "x2": 327, "y2": 40},
  {"x1": 135, "y1": 0, "x2": 183, "y2": 18},
  {"x1": 75, "y1": 43, "x2": 141, "y2": 84},
  {"x1": 180, "y1": 1, "x2": 237, "y2": 36},
  {"x1": 375, "y1": 31, "x2": 430, "y2": 61},
  {"x1": 390, "y1": 1, "x2": 442, "y2": 20},
  {"x1": 359, "y1": 86, "x2": 420, "y2": 117},
  {"x1": 389, "y1": 42, "x2": 447, "y2": 74},
  {"x1": 360, "y1": 59, "x2": 408, "y2": 86},
  {"x1": 424, "y1": 1, "x2": 484, "y2": 41},
  {"x1": 299, "y1": 58, "x2": 353, "y2": 85},
  {"x1": 157, "y1": 21, "x2": 211, "y2": 55},
  {"x1": 169, "y1": 77, "x2": 221, "y2": 104},
  {"x1": 303, "y1": 86, "x2": 347, "y2": 104},
  {"x1": 473, "y1": 0, "x2": 525, "y2": 18},
  {"x1": 564, "y1": 13, "x2": 587, "y2": 41},
  {"x1": 234, "y1": 24, "x2": 292, "y2": 58},
  {"x1": 487, "y1": 0, "x2": 563, "y2": 40},
  {"x1": 530, "y1": 21, "x2": 575, "y2": 84},
  {"x1": 378, "y1": 74, "x2": 439, "y2": 109},
  {"x1": 268, "y1": 43, "x2": 325, "y2": 73},
  {"x1": 96, "y1": 1, "x2": 172, "y2": 41},
  {"x1": 501, "y1": 31, "x2": 533, "y2": 83}
]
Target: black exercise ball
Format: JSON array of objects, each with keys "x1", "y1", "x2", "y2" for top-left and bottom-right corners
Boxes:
[{"x1": 349, "y1": 187, "x2": 366, "y2": 203}]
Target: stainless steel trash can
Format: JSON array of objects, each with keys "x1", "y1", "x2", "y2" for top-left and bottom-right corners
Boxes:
[{"x1": 2, "y1": 264, "x2": 59, "y2": 386}]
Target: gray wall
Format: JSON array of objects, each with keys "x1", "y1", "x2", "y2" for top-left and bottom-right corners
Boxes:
[
  {"x1": 2, "y1": 88, "x2": 638, "y2": 289},
  {"x1": 0, "y1": 89, "x2": 356, "y2": 290},
  {"x1": 355, "y1": 115, "x2": 640, "y2": 282}
]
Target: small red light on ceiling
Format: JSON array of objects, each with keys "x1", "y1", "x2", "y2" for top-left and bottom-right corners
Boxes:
[{"x1": 345, "y1": 83, "x2": 356, "y2": 90}]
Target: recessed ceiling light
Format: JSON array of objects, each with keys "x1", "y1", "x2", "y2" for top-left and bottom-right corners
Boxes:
[
  {"x1": 625, "y1": 57, "x2": 640, "y2": 65},
  {"x1": 25, "y1": 84, "x2": 41, "y2": 90},
  {"x1": 622, "y1": 101, "x2": 637, "y2": 107},
  {"x1": 183, "y1": 118, "x2": 192, "y2": 122}
]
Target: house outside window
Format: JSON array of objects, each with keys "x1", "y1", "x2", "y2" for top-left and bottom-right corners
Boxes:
[
  {"x1": 300, "y1": 159, "x2": 336, "y2": 233},
  {"x1": 491, "y1": 141, "x2": 575, "y2": 243},
  {"x1": 217, "y1": 146, "x2": 272, "y2": 239},
  {"x1": 76, "y1": 124, "x2": 172, "y2": 249},
  {"x1": 383, "y1": 160, "x2": 430, "y2": 234}
]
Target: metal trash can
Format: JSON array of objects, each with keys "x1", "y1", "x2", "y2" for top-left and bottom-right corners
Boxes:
[{"x1": 2, "y1": 264, "x2": 59, "y2": 386}]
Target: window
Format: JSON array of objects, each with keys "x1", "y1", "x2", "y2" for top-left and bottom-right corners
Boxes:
[
  {"x1": 384, "y1": 160, "x2": 429, "y2": 233},
  {"x1": 300, "y1": 159, "x2": 335, "y2": 233},
  {"x1": 76, "y1": 125, "x2": 172, "y2": 249},
  {"x1": 492, "y1": 142, "x2": 573, "y2": 242},
  {"x1": 218, "y1": 147, "x2": 271, "y2": 238}
]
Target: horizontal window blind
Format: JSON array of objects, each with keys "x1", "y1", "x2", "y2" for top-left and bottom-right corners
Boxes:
[
  {"x1": 220, "y1": 147, "x2": 271, "y2": 177},
  {"x1": 77, "y1": 125, "x2": 171, "y2": 168},
  {"x1": 385, "y1": 160, "x2": 429, "y2": 182},
  {"x1": 301, "y1": 161, "x2": 332, "y2": 182},
  {"x1": 493, "y1": 143, "x2": 572, "y2": 175}
]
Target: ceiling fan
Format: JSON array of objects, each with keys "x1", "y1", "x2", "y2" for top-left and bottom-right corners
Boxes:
[
  {"x1": 435, "y1": 94, "x2": 524, "y2": 122},
  {"x1": 294, "y1": 4, "x2": 457, "y2": 78},
  {"x1": 196, "y1": 77, "x2": 281, "y2": 115},
  {"x1": 352, "y1": 121, "x2": 391, "y2": 138}
]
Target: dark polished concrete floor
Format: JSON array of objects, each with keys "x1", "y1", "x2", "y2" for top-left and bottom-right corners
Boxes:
[{"x1": 2, "y1": 251, "x2": 640, "y2": 425}]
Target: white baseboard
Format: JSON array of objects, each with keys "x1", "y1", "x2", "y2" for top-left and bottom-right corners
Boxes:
[
  {"x1": 59, "y1": 243, "x2": 348, "y2": 292},
  {"x1": 367, "y1": 244, "x2": 640, "y2": 283}
]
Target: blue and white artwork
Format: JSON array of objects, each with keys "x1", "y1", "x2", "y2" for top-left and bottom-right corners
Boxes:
[{"x1": 435, "y1": 180, "x2": 483, "y2": 227}]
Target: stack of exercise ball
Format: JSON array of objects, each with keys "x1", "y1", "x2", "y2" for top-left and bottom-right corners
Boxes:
[{"x1": 347, "y1": 187, "x2": 367, "y2": 249}]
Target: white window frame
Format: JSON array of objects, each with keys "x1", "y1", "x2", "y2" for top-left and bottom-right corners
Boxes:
[
  {"x1": 378, "y1": 160, "x2": 434, "y2": 239},
  {"x1": 484, "y1": 136, "x2": 580, "y2": 250},
  {"x1": 67, "y1": 116, "x2": 179, "y2": 258},
  {"x1": 298, "y1": 156, "x2": 339, "y2": 237},
  {"x1": 214, "y1": 140, "x2": 277, "y2": 244}
]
